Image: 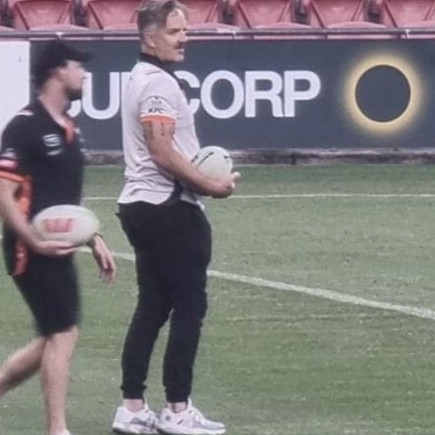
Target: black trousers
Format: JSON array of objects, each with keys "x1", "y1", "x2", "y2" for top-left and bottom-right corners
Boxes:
[{"x1": 118, "y1": 200, "x2": 212, "y2": 403}]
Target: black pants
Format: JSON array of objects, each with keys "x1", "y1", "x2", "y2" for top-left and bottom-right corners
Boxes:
[{"x1": 118, "y1": 200, "x2": 212, "y2": 403}]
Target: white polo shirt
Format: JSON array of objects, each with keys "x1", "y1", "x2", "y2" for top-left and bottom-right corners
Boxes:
[{"x1": 118, "y1": 58, "x2": 202, "y2": 206}]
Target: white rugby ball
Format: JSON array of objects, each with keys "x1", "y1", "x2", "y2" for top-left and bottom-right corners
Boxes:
[
  {"x1": 32, "y1": 205, "x2": 100, "y2": 246},
  {"x1": 192, "y1": 146, "x2": 233, "y2": 180}
]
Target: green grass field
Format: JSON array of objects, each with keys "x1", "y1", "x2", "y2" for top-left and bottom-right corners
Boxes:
[{"x1": 2, "y1": 164, "x2": 435, "y2": 434}]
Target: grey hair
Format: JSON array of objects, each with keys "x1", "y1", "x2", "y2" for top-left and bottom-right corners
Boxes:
[{"x1": 137, "y1": 0, "x2": 187, "y2": 37}]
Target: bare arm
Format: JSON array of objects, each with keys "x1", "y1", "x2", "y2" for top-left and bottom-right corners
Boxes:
[
  {"x1": 87, "y1": 234, "x2": 117, "y2": 283},
  {"x1": 0, "y1": 178, "x2": 75, "y2": 256},
  {"x1": 143, "y1": 119, "x2": 240, "y2": 198}
]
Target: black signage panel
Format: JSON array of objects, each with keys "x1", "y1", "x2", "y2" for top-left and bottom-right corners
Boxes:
[{"x1": 31, "y1": 39, "x2": 435, "y2": 150}]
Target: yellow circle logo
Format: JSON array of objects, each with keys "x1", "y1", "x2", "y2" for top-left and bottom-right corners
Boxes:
[{"x1": 344, "y1": 54, "x2": 423, "y2": 135}]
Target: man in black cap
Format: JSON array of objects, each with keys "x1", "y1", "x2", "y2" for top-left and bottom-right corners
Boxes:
[{"x1": 0, "y1": 39, "x2": 116, "y2": 435}]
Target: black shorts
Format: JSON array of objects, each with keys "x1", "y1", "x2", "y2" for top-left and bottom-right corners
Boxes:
[{"x1": 12, "y1": 254, "x2": 81, "y2": 336}]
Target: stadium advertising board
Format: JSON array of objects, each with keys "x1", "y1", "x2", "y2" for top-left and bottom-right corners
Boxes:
[{"x1": 8, "y1": 39, "x2": 435, "y2": 150}]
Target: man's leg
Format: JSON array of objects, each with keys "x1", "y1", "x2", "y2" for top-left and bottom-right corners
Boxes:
[
  {"x1": 113, "y1": 203, "x2": 170, "y2": 434},
  {"x1": 118, "y1": 203, "x2": 172, "y2": 402},
  {"x1": 157, "y1": 204, "x2": 226, "y2": 435},
  {"x1": 6, "y1": 254, "x2": 80, "y2": 435},
  {"x1": 40, "y1": 326, "x2": 79, "y2": 435},
  {"x1": 0, "y1": 337, "x2": 46, "y2": 397},
  {"x1": 161, "y1": 204, "x2": 211, "y2": 404},
  {"x1": 120, "y1": 247, "x2": 172, "y2": 401}
]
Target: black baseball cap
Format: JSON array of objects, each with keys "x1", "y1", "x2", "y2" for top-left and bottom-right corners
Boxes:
[{"x1": 32, "y1": 39, "x2": 92, "y2": 88}]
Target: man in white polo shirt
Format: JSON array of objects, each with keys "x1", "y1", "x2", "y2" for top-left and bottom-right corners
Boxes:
[{"x1": 112, "y1": 1, "x2": 240, "y2": 434}]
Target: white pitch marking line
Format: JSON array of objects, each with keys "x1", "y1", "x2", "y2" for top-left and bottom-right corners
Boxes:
[
  {"x1": 84, "y1": 193, "x2": 435, "y2": 201},
  {"x1": 109, "y1": 250, "x2": 435, "y2": 322}
]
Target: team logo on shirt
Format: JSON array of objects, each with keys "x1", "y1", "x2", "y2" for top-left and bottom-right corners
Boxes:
[
  {"x1": 147, "y1": 96, "x2": 165, "y2": 114},
  {"x1": 42, "y1": 134, "x2": 62, "y2": 156}
]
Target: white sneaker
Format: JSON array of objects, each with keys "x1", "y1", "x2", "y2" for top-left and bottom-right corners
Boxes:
[
  {"x1": 112, "y1": 405, "x2": 159, "y2": 434},
  {"x1": 157, "y1": 400, "x2": 225, "y2": 435}
]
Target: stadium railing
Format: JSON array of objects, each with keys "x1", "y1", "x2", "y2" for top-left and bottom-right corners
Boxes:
[{"x1": 1, "y1": 25, "x2": 435, "y2": 39}]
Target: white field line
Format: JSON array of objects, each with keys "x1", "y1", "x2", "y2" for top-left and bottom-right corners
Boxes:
[
  {"x1": 85, "y1": 193, "x2": 435, "y2": 201},
  {"x1": 106, "y1": 250, "x2": 435, "y2": 322},
  {"x1": 0, "y1": 234, "x2": 432, "y2": 321}
]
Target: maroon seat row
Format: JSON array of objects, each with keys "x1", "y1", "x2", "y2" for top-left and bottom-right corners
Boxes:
[{"x1": 0, "y1": 0, "x2": 434, "y2": 33}]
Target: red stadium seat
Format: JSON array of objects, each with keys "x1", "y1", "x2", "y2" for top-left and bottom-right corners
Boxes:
[
  {"x1": 82, "y1": 0, "x2": 140, "y2": 29},
  {"x1": 187, "y1": 22, "x2": 242, "y2": 39},
  {"x1": 297, "y1": 0, "x2": 371, "y2": 27},
  {"x1": 8, "y1": 0, "x2": 83, "y2": 30},
  {"x1": 103, "y1": 22, "x2": 137, "y2": 31},
  {"x1": 373, "y1": 0, "x2": 435, "y2": 27},
  {"x1": 231, "y1": 0, "x2": 293, "y2": 28},
  {"x1": 29, "y1": 22, "x2": 87, "y2": 30},
  {"x1": 181, "y1": 0, "x2": 226, "y2": 24}
]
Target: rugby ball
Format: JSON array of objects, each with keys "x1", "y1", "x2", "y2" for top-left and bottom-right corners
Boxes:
[
  {"x1": 32, "y1": 205, "x2": 100, "y2": 246},
  {"x1": 191, "y1": 146, "x2": 233, "y2": 180}
]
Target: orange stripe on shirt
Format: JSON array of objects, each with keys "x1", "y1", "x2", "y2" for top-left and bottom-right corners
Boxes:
[{"x1": 13, "y1": 176, "x2": 32, "y2": 276}]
